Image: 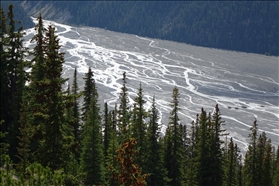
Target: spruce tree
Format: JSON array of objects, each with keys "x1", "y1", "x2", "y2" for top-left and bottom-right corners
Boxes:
[
  {"x1": 39, "y1": 25, "x2": 68, "y2": 170},
  {"x1": 273, "y1": 146, "x2": 279, "y2": 186},
  {"x1": 80, "y1": 73, "x2": 105, "y2": 185},
  {"x1": 185, "y1": 115, "x2": 199, "y2": 186},
  {"x1": 103, "y1": 102, "x2": 113, "y2": 157},
  {"x1": 243, "y1": 120, "x2": 259, "y2": 186},
  {"x1": 131, "y1": 83, "x2": 148, "y2": 172},
  {"x1": 262, "y1": 138, "x2": 272, "y2": 186},
  {"x1": 0, "y1": 120, "x2": 9, "y2": 166},
  {"x1": 16, "y1": 100, "x2": 31, "y2": 174},
  {"x1": 81, "y1": 67, "x2": 94, "y2": 122},
  {"x1": 0, "y1": 6, "x2": 9, "y2": 138},
  {"x1": 164, "y1": 86, "x2": 185, "y2": 186},
  {"x1": 223, "y1": 138, "x2": 240, "y2": 186},
  {"x1": 118, "y1": 72, "x2": 130, "y2": 138},
  {"x1": 208, "y1": 104, "x2": 225, "y2": 186},
  {"x1": 146, "y1": 96, "x2": 169, "y2": 185},
  {"x1": 28, "y1": 23, "x2": 69, "y2": 170},
  {"x1": 195, "y1": 108, "x2": 211, "y2": 186},
  {"x1": 71, "y1": 67, "x2": 81, "y2": 162},
  {"x1": 62, "y1": 83, "x2": 79, "y2": 185},
  {"x1": 0, "y1": 4, "x2": 27, "y2": 163},
  {"x1": 106, "y1": 109, "x2": 119, "y2": 186},
  {"x1": 27, "y1": 13, "x2": 47, "y2": 161}
]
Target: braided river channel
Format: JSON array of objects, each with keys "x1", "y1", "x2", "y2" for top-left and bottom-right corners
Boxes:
[{"x1": 23, "y1": 18, "x2": 279, "y2": 153}]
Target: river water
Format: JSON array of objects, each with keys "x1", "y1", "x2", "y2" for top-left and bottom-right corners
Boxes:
[{"x1": 23, "y1": 18, "x2": 279, "y2": 153}]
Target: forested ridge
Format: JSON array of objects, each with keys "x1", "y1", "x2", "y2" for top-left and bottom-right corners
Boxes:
[
  {"x1": 1, "y1": 5, "x2": 279, "y2": 186},
  {"x1": 3, "y1": 1, "x2": 279, "y2": 56}
]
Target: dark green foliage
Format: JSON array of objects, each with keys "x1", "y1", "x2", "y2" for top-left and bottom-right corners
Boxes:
[
  {"x1": 72, "y1": 68, "x2": 80, "y2": 140},
  {"x1": 185, "y1": 115, "x2": 199, "y2": 186},
  {"x1": 80, "y1": 70, "x2": 105, "y2": 185},
  {"x1": 243, "y1": 121, "x2": 275, "y2": 186},
  {"x1": 27, "y1": 19, "x2": 70, "y2": 171},
  {"x1": 194, "y1": 108, "x2": 211, "y2": 186},
  {"x1": 0, "y1": 121, "x2": 9, "y2": 166},
  {"x1": 103, "y1": 102, "x2": 113, "y2": 157},
  {"x1": 0, "y1": 7, "x2": 8, "y2": 137},
  {"x1": 21, "y1": 1, "x2": 278, "y2": 55},
  {"x1": 146, "y1": 97, "x2": 169, "y2": 186},
  {"x1": 273, "y1": 146, "x2": 279, "y2": 186},
  {"x1": 106, "y1": 112, "x2": 119, "y2": 186},
  {"x1": 0, "y1": 4, "x2": 28, "y2": 163},
  {"x1": 16, "y1": 100, "x2": 31, "y2": 174},
  {"x1": 36, "y1": 25, "x2": 67, "y2": 170},
  {"x1": 81, "y1": 67, "x2": 94, "y2": 122},
  {"x1": 131, "y1": 83, "x2": 148, "y2": 173},
  {"x1": 208, "y1": 104, "x2": 225, "y2": 186},
  {"x1": 164, "y1": 86, "x2": 185, "y2": 186},
  {"x1": 117, "y1": 72, "x2": 130, "y2": 141},
  {"x1": 262, "y1": 139, "x2": 273, "y2": 186},
  {"x1": 223, "y1": 138, "x2": 242, "y2": 186},
  {"x1": 0, "y1": 156, "x2": 65, "y2": 185},
  {"x1": 70, "y1": 68, "x2": 81, "y2": 162},
  {"x1": 27, "y1": 13, "x2": 47, "y2": 160},
  {"x1": 243, "y1": 120, "x2": 259, "y2": 186}
]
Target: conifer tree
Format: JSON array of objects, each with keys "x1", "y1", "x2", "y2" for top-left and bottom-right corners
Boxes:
[
  {"x1": 185, "y1": 115, "x2": 199, "y2": 186},
  {"x1": 146, "y1": 96, "x2": 169, "y2": 185},
  {"x1": 103, "y1": 102, "x2": 113, "y2": 157},
  {"x1": 0, "y1": 121, "x2": 9, "y2": 165},
  {"x1": 0, "y1": 6, "x2": 9, "y2": 138},
  {"x1": 80, "y1": 73, "x2": 105, "y2": 185},
  {"x1": 243, "y1": 120, "x2": 259, "y2": 186},
  {"x1": 223, "y1": 138, "x2": 240, "y2": 186},
  {"x1": 112, "y1": 138, "x2": 148, "y2": 186},
  {"x1": 71, "y1": 68, "x2": 80, "y2": 139},
  {"x1": 16, "y1": 100, "x2": 31, "y2": 174},
  {"x1": 164, "y1": 86, "x2": 185, "y2": 186},
  {"x1": 262, "y1": 138, "x2": 272, "y2": 186},
  {"x1": 0, "y1": 4, "x2": 27, "y2": 162},
  {"x1": 38, "y1": 25, "x2": 68, "y2": 170},
  {"x1": 273, "y1": 146, "x2": 279, "y2": 186},
  {"x1": 71, "y1": 67, "x2": 81, "y2": 162},
  {"x1": 27, "y1": 23, "x2": 69, "y2": 170},
  {"x1": 63, "y1": 83, "x2": 80, "y2": 185},
  {"x1": 81, "y1": 67, "x2": 94, "y2": 122},
  {"x1": 195, "y1": 108, "x2": 211, "y2": 186},
  {"x1": 106, "y1": 108, "x2": 119, "y2": 186},
  {"x1": 208, "y1": 104, "x2": 225, "y2": 186},
  {"x1": 27, "y1": 13, "x2": 47, "y2": 161},
  {"x1": 131, "y1": 83, "x2": 148, "y2": 172},
  {"x1": 117, "y1": 72, "x2": 131, "y2": 141},
  {"x1": 106, "y1": 110, "x2": 119, "y2": 186}
]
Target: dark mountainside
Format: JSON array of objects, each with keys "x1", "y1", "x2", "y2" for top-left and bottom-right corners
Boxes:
[
  {"x1": 3, "y1": 1, "x2": 279, "y2": 56},
  {"x1": 1, "y1": 3, "x2": 279, "y2": 185}
]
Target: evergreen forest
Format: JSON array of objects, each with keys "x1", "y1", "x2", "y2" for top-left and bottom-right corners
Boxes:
[{"x1": 1, "y1": 4, "x2": 279, "y2": 186}]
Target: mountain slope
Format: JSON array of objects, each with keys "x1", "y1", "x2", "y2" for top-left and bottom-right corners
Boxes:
[{"x1": 5, "y1": 1, "x2": 279, "y2": 55}]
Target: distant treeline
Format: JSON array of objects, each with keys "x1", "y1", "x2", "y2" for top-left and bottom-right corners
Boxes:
[
  {"x1": 1, "y1": 5, "x2": 279, "y2": 186},
  {"x1": 3, "y1": 1, "x2": 279, "y2": 56}
]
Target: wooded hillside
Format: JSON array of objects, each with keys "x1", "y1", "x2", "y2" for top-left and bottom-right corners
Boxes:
[{"x1": 4, "y1": 1, "x2": 279, "y2": 56}]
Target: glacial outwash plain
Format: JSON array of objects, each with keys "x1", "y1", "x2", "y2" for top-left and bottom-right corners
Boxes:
[{"x1": 24, "y1": 18, "x2": 279, "y2": 153}]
